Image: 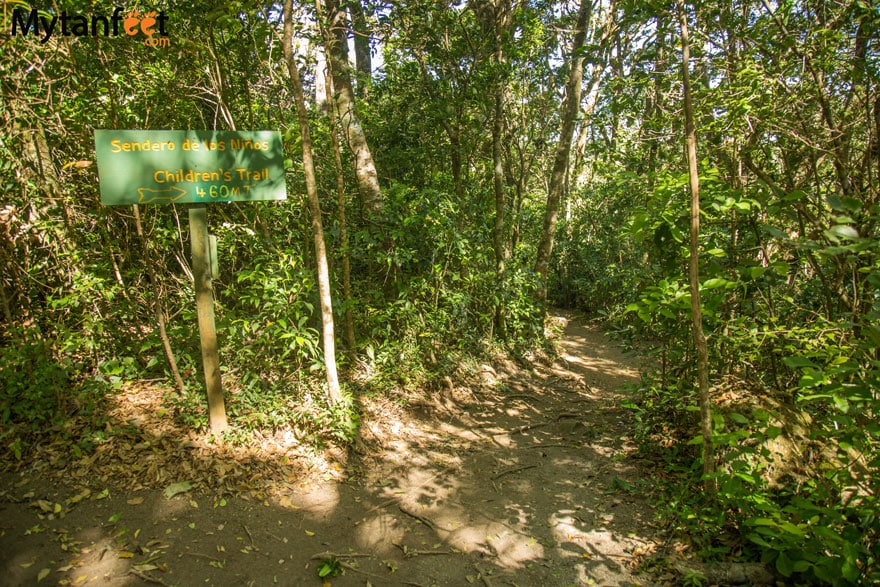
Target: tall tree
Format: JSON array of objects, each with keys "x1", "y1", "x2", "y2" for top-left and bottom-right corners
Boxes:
[
  {"x1": 348, "y1": 0, "x2": 372, "y2": 96},
  {"x1": 319, "y1": 0, "x2": 385, "y2": 221},
  {"x1": 284, "y1": 0, "x2": 343, "y2": 404},
  {"x1": 325, "y1": 59, "x2": 357, "y2": 350},
  {"x1": 678, "y1": 0, "x2": 714, "y2": 492},
  {"x1": 534, "y1": 0, "x2": 592, "y2": 304},
  {"x1": 472, "y1": 0, "x2": 513, "y2": 333}
]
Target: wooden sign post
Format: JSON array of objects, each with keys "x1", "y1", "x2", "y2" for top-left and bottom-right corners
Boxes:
[
  {"x1": 95, "y1": 130, "x2": 286, "y2": 435},
  {"x1": 189, "y1": 204, "x2": 227, "y2": 433}
]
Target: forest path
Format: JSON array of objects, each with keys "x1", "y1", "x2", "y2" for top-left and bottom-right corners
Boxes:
[
  {"x1": 296, "y1": 311, "x2": 664, "y2": 586},
  {"x1": 1, "y1": 313, "x2": 666, "y2": 586}
]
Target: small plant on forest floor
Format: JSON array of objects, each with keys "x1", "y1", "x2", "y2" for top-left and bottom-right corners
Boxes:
[{"x1": 316, "y1": 556, "x2": 341, "y2": 578}]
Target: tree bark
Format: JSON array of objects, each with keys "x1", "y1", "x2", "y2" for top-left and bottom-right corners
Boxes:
[
  {"x1": 319, "y1": 0, "x2": 384, "y2": 221},
  {"x1": 534, "y1": 0, "x2": 592, "y2": 304},
  {"x1": 284, "y1": 0, "x2": 343, "y2": 404},
  {"x1": 348, "y1": 0, "x2": 371, "y2": 96},
  {"x1": 325, "y1": 59, "x2": 356, "y2": 351},
  {"x1": 493, "y1": 90, "x2": 507, "y2": 334},
  {"x1": 473, "y1": 0, "x2": 513, "y2": 335},
  {"x1": 678, "y1": 0, "x2": 715, "y2": 493}
]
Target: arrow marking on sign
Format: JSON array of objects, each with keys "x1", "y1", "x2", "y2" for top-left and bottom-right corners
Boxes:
[{"x1": 137, "y1": 186, "x2": 188, "y2": 204}]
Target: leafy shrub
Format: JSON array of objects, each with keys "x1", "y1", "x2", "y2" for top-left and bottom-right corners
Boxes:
[{"x1": 0, "y1": 323, "x2": 70, "y2": 430}]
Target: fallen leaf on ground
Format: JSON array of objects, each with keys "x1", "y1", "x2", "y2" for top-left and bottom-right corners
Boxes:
[
  {"x1": 163, "y1": 481, "x2": 192, "y2": 499},
  {"x1": 127, "y1": 497, "x2": 144, "y2": 505}
]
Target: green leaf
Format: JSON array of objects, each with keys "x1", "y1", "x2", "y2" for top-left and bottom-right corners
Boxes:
[
  {"x1": 702, "y1": 278, "x2": 731, "y2": 289},
  {"x1": 842, "y1": 556, "x2": 860, "y2": 581},
  {"x1": 792, "y1": 559, "x2": 812, "y2": 573},
  {"x1": 729, "y1": 413, "x2": 749, "y2": 425},
  {"x1": 748, "y1": 266, "x2": 766, "y2": 279},
  {"x1": 776, "y1": 551, "x2": 794, "y2": 577},
  {"x1": 781, "y1": 190, "x2": 809, "y2": 203},
  {"x1": 824, "y1": 225, "x2": 859, "y2": 241},
  {"x1": 783, "y1": 356, "x2": 817, "y2": 369},
  {"x1": 779, "y1": 522, "x2": 805, "y2": 536}
]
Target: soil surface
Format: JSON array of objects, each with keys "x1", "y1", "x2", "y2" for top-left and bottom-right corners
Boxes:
[{"x1": 1, "y1": 313, "x2": 668, "y2": 586}]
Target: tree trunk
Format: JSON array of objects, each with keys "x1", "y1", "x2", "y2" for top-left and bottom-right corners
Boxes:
[
  {"x1": 678, "y1": 0, "x2": 715, "y2": 493},
  {"x1": 348, "y1": 0, "x2": 371, "y2": 97},
  {"x1": 493, "y1": 90, "x2": 507, "y2": 335},
  {"x1": 319, "y1": 0, "x2": 384, "y2": 221},
  {"x1": 325, "y1": 59, "x2": 356, "y2": 351},
  {"x1": 284, "y1": 0, "x2": 343, "y2": 404},
  {"x1": 534, "y1": 0, "x2": 592, "y2": 304}
]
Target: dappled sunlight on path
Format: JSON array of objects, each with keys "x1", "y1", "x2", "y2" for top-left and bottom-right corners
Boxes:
[
  {"x1": 1, "y1": 312, "x2": 663, "y2": 587},
  {"x1": 322, "y1": 311, "x2": 662, "y2": 586}
]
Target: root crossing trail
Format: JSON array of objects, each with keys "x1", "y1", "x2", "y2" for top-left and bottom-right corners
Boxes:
[
  {"x1": 293, "y1": 313, "x2": 662, "y2": 586},
  {"x1": 1, "y1": 314, "x2": 664, "y2": 587}
]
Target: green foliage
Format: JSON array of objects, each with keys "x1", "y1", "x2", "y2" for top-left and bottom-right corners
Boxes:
[
  {"x1": 3, "y1": 3, "x2": 877, "y2": 581},
  {"x1": 0, "y1": 322, "x2": 112, "y2": 461},
  {"x1": 316, "y1": 555, "x2": 342, "y2": 578},
  {"x1": 0, "y1": 324, "x2": 70, "y2": 430}
]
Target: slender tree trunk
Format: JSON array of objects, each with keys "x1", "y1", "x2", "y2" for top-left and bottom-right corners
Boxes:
[
  {"x1": 485, "y1": 0, "x2": 511, "y2": 336},
  {"x1": 284, "y1": 0, "x2": 343, "y2": 404},
  {"x1": 319, "y1": 0, "x2": 384, "y2": 221},
  {"x1": 325, "y1": 60, "x2": 356, "y2": 350},
  {"x1": 493, "y1": 90, "x2": 507, "y2": 334},
  {"x1": 133, "y1": 205, "x2": 186, "y2": 394},
  {"x1": 534, "y1": 0, "x2": 592, "y2": 304},
  {"x1": 348, "y1": 0, "x2": 371, "y2": 97},
  {"x1": 678, "y1": 0, "x2": 715, "y2": 493}
]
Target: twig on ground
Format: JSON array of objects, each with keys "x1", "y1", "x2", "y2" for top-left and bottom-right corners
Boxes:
[
  {"x1": 398, "y1": 503, "x2": 436, "y2": 529},
  {"x1": 338, "y1": 561, "x2": 386, "y2": 579},
  {"x1": 243, "y1": 524, "x2": 255, "y2": 548},
  {"x1": 184, "y1": 552, "x2": 224, "y2": 562},
  {"x1": 512, "y1": 421, "x2": 549, "y2": 434},
  {"x1": 364, "y1": 497, "x2": 398, "y2": 514},
  {"x1": 492, "y1": 464, "x2": 537, "y2": 480},
  {"x1": 392, "y1": 542, "x2": 453, "y2": 558},
  {"x1": 513, "y1": 413, "x2": 579, "y2": 434},
  {"x1": 128, "y1": 569, "x2": 175, "y2": 586},
  {"x1": 266, "y1": 532, "x2": 286, "y2": 543},
  {"x1": 362, "y1": 468, "x2": 451, "y2": 516},
  {"x1": 309, "y1": 551, "x2": 374, "y2": 560},
  {"x1": 448, "y1": 501, "x2": 531, "y2": 538},
  {"x1": 504, "y1": 394, "x2": 544, "y2": 402}
]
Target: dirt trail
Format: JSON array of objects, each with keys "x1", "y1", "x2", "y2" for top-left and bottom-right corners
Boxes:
[{"x1": 1, "y1": 313, "x2": 664, "y2": 586}]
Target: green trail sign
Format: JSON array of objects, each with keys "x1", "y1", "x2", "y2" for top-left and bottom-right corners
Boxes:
[{"x1": 94, "y1": 130, "x2": 286, "y2": 205}]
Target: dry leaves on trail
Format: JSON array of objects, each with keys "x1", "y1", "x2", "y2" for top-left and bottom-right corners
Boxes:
[{"x1": 13, "y1": 382, "x2": 328, "y2": 499}]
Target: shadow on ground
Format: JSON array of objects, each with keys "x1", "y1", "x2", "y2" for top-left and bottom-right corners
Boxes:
[{"x1": 0, "y1": 313, "x2": 665, "y2": 586}]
